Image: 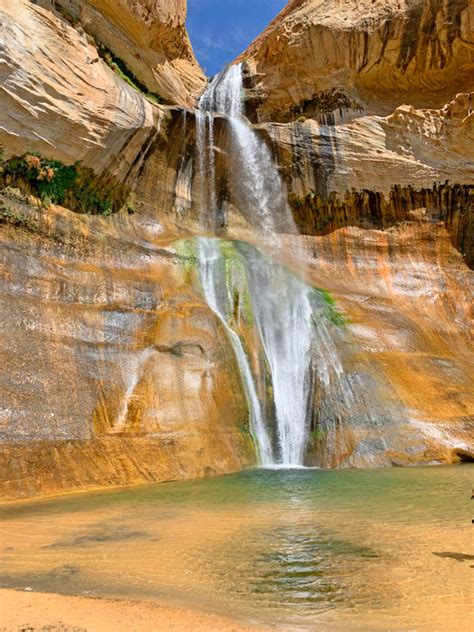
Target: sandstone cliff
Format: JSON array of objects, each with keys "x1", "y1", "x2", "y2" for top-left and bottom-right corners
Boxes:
[
  {"x1": 261, "y1": 92, "x2": 474, "y2": 266},
  {"x1": 0, "y1": 191, "x2": 255, "y2": 499},
  {"x1": 0, "y1": 0, "x2": 252, "y2": 499},
  {"x1": 1, "y1": 0, "x2": 157, "y2": 175},
  {"x1": 0, "y1": 0, "x2": 473, "y2": 498},
  {"x1": 0, "y1": 0, "x2": 204, "y2": 210},
  {"x1": 227, "y1": 0, "x2": 473, "y2": 468},
  {"x1": 53, "y1": 0, "x2": 205, "y2": 106},
  {"x1": 229, "y1": 1, "x2": 474, "y2": 265},
  {"x1": 239, "y1": 0, "x2": 474, "y2": 123}
]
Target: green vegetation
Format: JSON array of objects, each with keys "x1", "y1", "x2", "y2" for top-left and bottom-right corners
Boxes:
[
  {"x1": 1, "y1": 152, "x2": 113, "y2": 215},
  {"x1": 219, "y1": 241, "x2": 254, "y2": 328},
  {"x1": 53, "y1": 1, "x2": 80, "y2": 27},
  {"x1": 237, "y1": 417, "x2": 251, "y2": 435},
  {"x1": 314, "y1": 288, "x2": 348, "y2": 327},
  {"x1": 52, "y1": 2, "x2": 166, "y2": 106},
  {"x1": 0, "y1": 204, "x2": 31, "y2": 226},
  {"x1": 173, "y1": 238, "x2": 199, "y2": 285},
  {"x1": 311, "y1": 427, "x2": 327, "y2": 442}
]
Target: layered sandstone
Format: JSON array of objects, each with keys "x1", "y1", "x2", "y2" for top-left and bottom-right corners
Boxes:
[
  {"x1": 0, "y1": 191, "x2": 255, "y2": 499},
  {"x1": 0, "y1": 0, "x2": 242, "y2": 500},
  {"x1": 239, "y1": 0, "x2": 474, "y2": 123},
  {"x1": 230, "y1": 1, "x2": 474, "y2": 266},
  {"x1": 0, "y1": 0, "x2": 204, "y2": 182},
  {"x1": 54, "y1": 0, "x2": 205, "y2": 106},
  {"x1": 1, "y1": 0, "x2": 473, "y2": 499},
  {"x1": 0, "y1": 0, "x2": 159, "y2": 177},
  {"x1": 259, "y1": 92, "x2": 474, "y2": 265},
  {"x1": 300, "y1": 224, "x2": 473, "y2": 467}
]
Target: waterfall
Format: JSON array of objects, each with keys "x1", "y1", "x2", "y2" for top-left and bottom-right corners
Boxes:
[
  {"x1": 197, "y1": 238, "x2": 273, "y2": 465},
  {"x1": 236, "y1": 244, "x2": 315, "y2": 465},
  {"x1": 198, "y1": 65, "x2": 295, "y2": 237},
  {"x1": 194, "y1": 64, "x2": 324, "y2": 466}
]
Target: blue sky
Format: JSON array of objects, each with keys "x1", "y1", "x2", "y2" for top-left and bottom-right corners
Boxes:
[{"x1": 187, "y1": 0, "x2": 287, "y2": 77}]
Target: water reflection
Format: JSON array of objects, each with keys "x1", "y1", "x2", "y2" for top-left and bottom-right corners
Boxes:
[{"x1": 1, "y1": 465, "x2": 472, "y2": 630}]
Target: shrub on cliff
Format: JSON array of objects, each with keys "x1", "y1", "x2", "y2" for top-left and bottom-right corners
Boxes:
[{"x1": 0, "y1": 153, "x2": 113, "y2": 215}]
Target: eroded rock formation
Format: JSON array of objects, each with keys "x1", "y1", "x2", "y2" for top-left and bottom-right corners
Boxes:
[
  {"x1": 239, "y1": 0, "x2": 474, "y2": 123},
  {"x1": 1, "y1": 0, "x2": 157, "y2": 176},
  {"x1": 0, "y1": 0, "x2": 254, "y2": 499},
  {"x1": 226, "y1": 0, "x2": 473, "y2": 469},
  {"x1": 53, "y1": 0, "x2": 205, "y2": 106},
  {"x1": 0, "y1": 191, "x2": 255, "y2": 499},
  {"x1": 261, "y1": 92, "x2": 474, "y2": 265}
]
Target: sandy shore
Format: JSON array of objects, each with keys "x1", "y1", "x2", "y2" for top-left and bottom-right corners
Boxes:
[{"x1": 0, "y1": 589, "x2": 268, "y2": 632}]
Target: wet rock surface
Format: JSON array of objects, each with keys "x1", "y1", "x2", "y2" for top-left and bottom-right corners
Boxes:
[{"x1": 0, "y1": 193, "x2": 254, "y2": 498}]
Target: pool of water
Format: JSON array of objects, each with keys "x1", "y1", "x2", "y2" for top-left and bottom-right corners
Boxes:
[{"x1": 1, "y1": 465, "x2": 473, "y2": 630}]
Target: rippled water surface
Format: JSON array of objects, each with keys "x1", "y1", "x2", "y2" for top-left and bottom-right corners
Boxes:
[{"x1": 1, "y1": 466, "x2": 472, "y2": 630}]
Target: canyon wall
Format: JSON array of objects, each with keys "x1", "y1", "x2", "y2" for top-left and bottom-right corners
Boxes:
[
  {"x1": 0, "y1": 190, "x2": 255, "y2": 500},
  {"x1": 52, "y1": 0, "x2": 206, "y2": 106},
  {"x1": 0, "y1": 0, "x2": 473, "y2": 498},
  {"x1": 0, "y1": 0, "x2": 253, "y2": 500},
  {"x1": 239, "y1": 0, "x2": 474, "y2": 122}
]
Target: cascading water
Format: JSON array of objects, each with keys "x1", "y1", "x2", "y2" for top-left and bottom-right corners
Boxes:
[
  {"x1": 198, "y1": 65, "x2": 294, "y2": 236},
  {"x1": 194, "y1": 64, "x2": 339, "y2": 466},
  {"x1": 197, "y1": 238, "x2": 273, "y2": 464}
]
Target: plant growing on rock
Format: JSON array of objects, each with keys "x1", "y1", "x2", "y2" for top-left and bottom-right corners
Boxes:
[
  {"x1": 0, "y1": 152, "x2": 114, "y2": 216},
  {"x1": 96, "y1": 43, "x2": 166, "y2": 106},
  {"x1": 0, "y1": 204, "x2": 30, "y2": 227},
  {"x1": 312, "y1": 288, "x2": 347, "y2": 327}
]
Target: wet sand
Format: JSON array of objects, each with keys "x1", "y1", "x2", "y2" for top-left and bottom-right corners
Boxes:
[{"x1": 0, "y1": 589, "x2": 266, "y2": 632}]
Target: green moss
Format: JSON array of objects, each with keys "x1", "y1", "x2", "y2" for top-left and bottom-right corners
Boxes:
[
  {"x1": 314, "y1": 288, "x2": 348, "y2": 327},
  {"x1": 237, "y1": 418, "x2": 251, "y2": 435},
  {"x1": 51, "y1": 3, "x2": 167, "y2": 106},
  {"x1": 144, "y1": 93, "x2": 164, "y2": 107},
  {"x1": 219, "y1": 241, "x2": 254, "y2": 328},
  {"x1": 173, "y1": 238, "x2": 199, "y2": 285},
  {"x1": 1, "y1": 152, "x2": 114, "y2": 215},
  {"x1": 0, "y1": 205, "x2": 30, "y2": 226},
  {"x1": 311, "y1": 427, "x2": 327, "y2": 442},
  {"x1": 96, "y1": 43, "x2": 166, "y2": 106}
]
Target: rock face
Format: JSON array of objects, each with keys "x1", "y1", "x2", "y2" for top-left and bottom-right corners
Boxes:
[
  {"x1": 55, "y1": 0, "x2": 205, "y2": 106},
  {"x1": 0, "y1": 0, "x2": 252, "y2": 499},
  {"x1": 240, "y1": 0, "x2": 474, "y2": 123},
  {"x1": 0, "y1": 0, "x2": 204, "y2": 174},
  {"x1": 225, "y1": 0, "x2": 473, "y2": 468},
  {"x1": 300, "y1": 224, "x2": 473, "y2": 467},
  {"x1": 1, "y1": 0, "x2": 157, "y2": 176},
  {"x1": 233, "y1": 0, "x2": 473, "y2": 265},
  {"x1": 261, "y1": 92, "x2": 474, "y2": 265},
  {"x1": 0, "y1": 192, "x2": 254, "y2": 499}
]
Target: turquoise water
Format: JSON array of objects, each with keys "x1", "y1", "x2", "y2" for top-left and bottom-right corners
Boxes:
[{"x1": 1, "y1": 466, "x2": 473, "y2": 630}]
